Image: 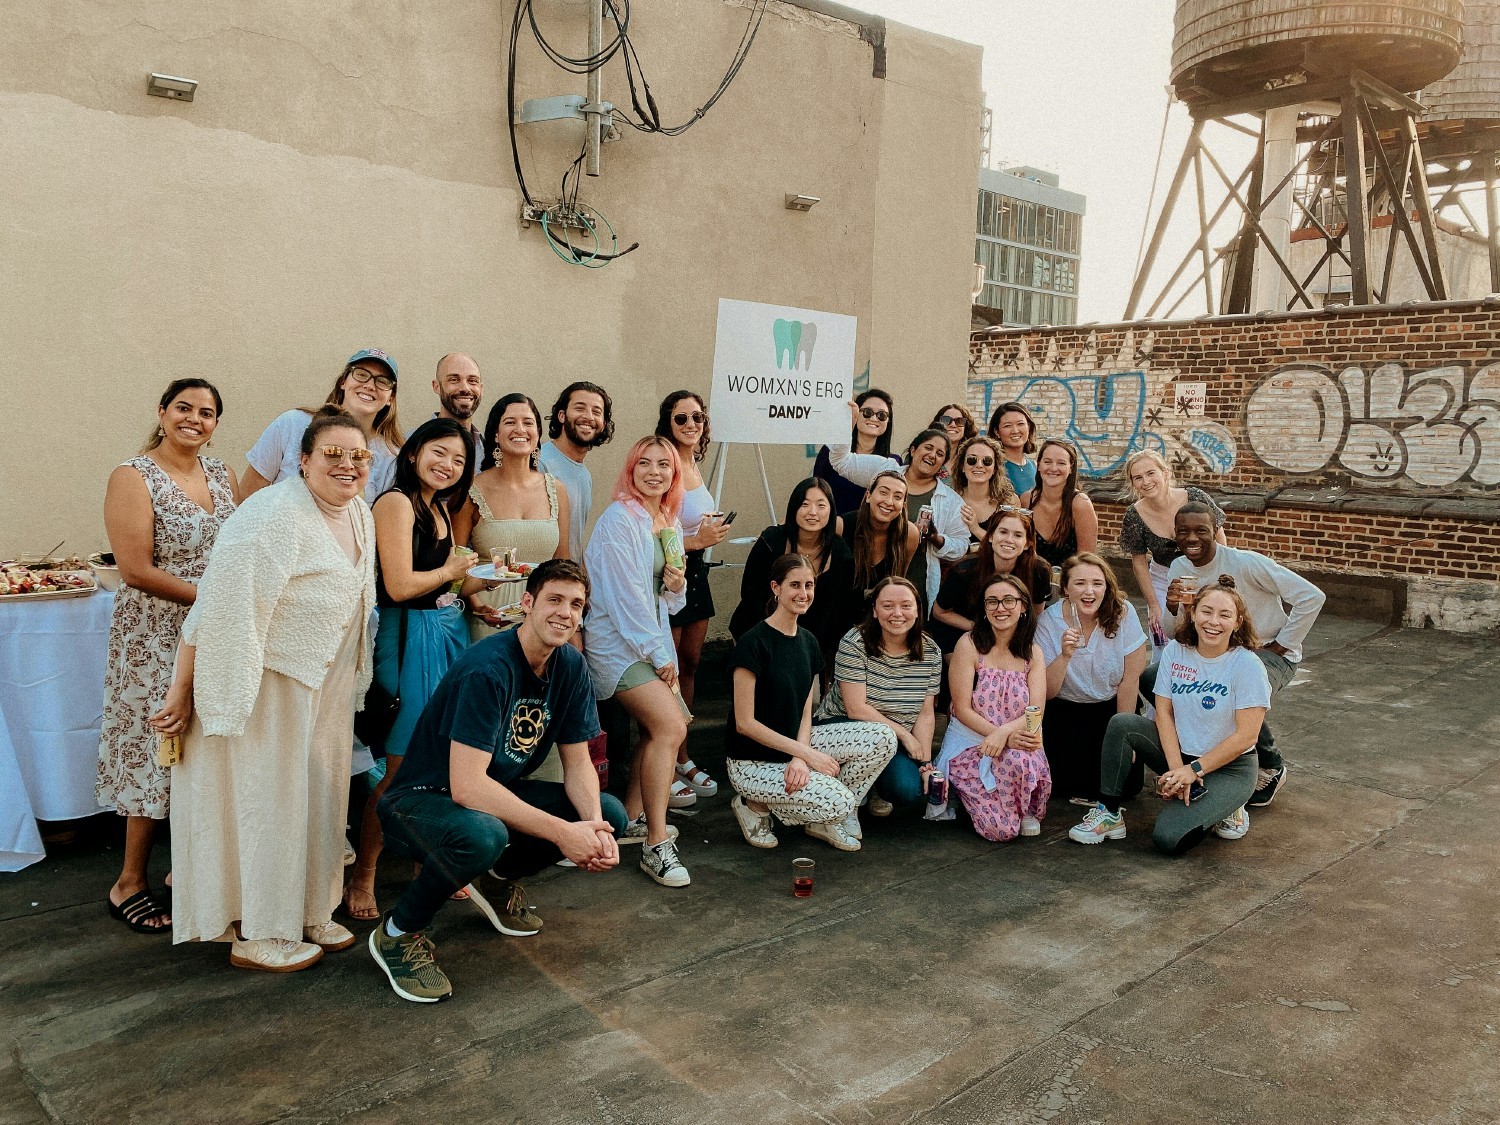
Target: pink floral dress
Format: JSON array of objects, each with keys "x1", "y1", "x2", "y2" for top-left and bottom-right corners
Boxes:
[
  {"x1": 948, "y1": 662, "x2": 1051, "y2": 841},
  {"x1": 96, "y1": 456, "x2": 236, "y2": 819}
]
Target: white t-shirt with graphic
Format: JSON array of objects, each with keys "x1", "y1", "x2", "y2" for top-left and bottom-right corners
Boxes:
[{"x1": 1151, "y1": 640, "x2": 1270, "y2": 759}]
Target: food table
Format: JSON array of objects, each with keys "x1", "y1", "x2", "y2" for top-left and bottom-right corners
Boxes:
[{"x1": 0, "y1": 588, "x2": 114, "y2": 871}]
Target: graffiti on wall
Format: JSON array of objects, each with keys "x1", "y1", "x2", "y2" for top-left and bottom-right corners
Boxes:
[
  {"x1": 1244, "y1": 362, "x2": 1500, "y2": 487},
  {"x1": 969, "y1": 330, "x2": 1238, "y2": 479}
]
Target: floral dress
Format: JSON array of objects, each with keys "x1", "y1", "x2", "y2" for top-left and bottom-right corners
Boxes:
[
  {"x1": 947, "y1": 662, "x2": 1051, "y2": 841},
  {"x1": 95, "y1": 456, "x2": 236, "y2": 819}
]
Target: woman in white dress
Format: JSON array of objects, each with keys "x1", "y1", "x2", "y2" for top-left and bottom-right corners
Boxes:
[{"x1": 153, "y1": 408, "x2": 378, "y2": 973}]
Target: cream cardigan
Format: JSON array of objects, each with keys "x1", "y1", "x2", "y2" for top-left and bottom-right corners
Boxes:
[{"x1": 182, "y1": 477, "x2": 376, "y2": 737}]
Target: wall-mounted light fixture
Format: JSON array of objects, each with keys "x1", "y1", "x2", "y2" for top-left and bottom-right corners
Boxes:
[
  {"x1": 785, "y1": 193, "x2": 820, "y2": 212},
  {"x1": 147, "y1": 73, "x2": 197, "y2": 102}
]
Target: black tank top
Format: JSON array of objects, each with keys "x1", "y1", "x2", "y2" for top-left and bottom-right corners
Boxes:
[{"x1": 375, "y1": 490, "x2": 454, "y2": 610}]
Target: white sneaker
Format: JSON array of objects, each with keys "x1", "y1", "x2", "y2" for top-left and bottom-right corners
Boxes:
[
  {"x1": 1213, "y1": 806, "x2": 1250, "y2": 840},
  {"x1": 668, "y1": 779, "x2": 698, "y2": 809},
  {"x1": 230, "y1": 936, "x2": 324, "y2": 973},
  {"x1": 804, "y1": 820, "x2": 861, "y2": 852},
  {"x1": 1020, "y1": 816, "x2": 1041, "y2": 837},
  {"x1": 303, "y1": 921, "x2": 356, "y2": 951},
  {"x1": 868, "y1": 794, "x2": 894, "y2": 817},
  {"x1": 841, "y1": 812, "x2": 863, "y2": 841},
  {"x1": 1068, "y1": 804, "x2": 1126, "y2": 845},
  {"x1": 617, "y1": 815, "x2": 679, "y2": 846},
  {"x1": 640, "y1": 838, "x2": 691, "y2": 887},
  {"x1": 731, "y1": 795, "x2": 778, "y2": 849}
]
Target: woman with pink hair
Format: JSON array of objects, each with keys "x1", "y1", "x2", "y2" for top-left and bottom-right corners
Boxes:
[{"x1": 583, "y1": 436, "x2": 692, "y2": 888}]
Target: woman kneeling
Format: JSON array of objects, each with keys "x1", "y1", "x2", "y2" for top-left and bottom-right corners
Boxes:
[
  {"x1": 1069, "y1": 577, "x2": 1269, "y2": 854},
  {"x1": 727, "y1": 555, "x2": 896, "y2": 852}
]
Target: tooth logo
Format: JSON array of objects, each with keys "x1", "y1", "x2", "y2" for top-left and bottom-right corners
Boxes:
[{"x1": 773, "y1": 319, "x2": 817, "y2": 371}]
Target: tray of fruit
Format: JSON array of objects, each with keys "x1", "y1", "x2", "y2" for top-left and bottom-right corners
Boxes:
[{"x1": 0, "y1": 560, "x2": 98, "y2": 601}]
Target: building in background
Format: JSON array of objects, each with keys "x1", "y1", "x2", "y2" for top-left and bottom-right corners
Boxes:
[{"x1": 973, "y1": 166, "x2": 1086, "y2": 328}]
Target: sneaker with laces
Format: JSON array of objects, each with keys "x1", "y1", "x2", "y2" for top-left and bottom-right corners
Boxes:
[
  {"x1": 229, "y1": 936, "x2": 324, "y2": 973},
  {"x1": 868, "y1": 794, "x2": 894, "y2": 817},
  {"x1": 368, "y1": 915, "x2": 452, "y2": 1003},
  {"x1": 1213, "y1": 805, "x2": 1250, "y2": 840},
  {"x1": 640, "y1": 838, "x2": 691, "y2": 887},
  {"x1": 303, "y1": 920, "x2": 357, "y2": 951},
  {"x1": 617, "y1": 815, "x2": 680, "y2": 846},
  {"x1": 731, "y1": 795, "x2": 778, "y2": 849},
  {"x1": 804, "y1": 819, "x2": 861, "y2": 851},
  {"x1": 1246, "y1": 764, "x2": 1288, "y2": 808},
  {"x1": 1068, "y1": 804, "x2": 1126, "y2": 845},
  {"x1": 1020, "y1": 815, "x2": 1041, "y2": 837},
  {"x1": 466, "y1": 874, "x2": 542, "y2": 936}
]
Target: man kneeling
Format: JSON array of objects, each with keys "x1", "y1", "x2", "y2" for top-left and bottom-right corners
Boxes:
[{"x1": 370, "y1": 559, "x2": 626, "y2": 1002}]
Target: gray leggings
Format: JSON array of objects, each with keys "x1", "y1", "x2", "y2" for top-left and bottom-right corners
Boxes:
[{"x1": 1100, "y1": 714, "x2": 1258, "y2": 855}]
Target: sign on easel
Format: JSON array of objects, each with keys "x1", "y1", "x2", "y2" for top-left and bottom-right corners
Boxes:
[{"x1": 709, "y1": 298, "x2": 857, "y2": 445}]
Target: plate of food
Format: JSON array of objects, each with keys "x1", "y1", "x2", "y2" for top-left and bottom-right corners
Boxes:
[
  {"x1": 471, "y1": 561, "x2": 539, "y2": 582},
  {"x1": 0, "y1": 562, "x2": 97, "y2": 601},
  {"x1": 494, "y1": 601, "x2": 527, "y2": 623}
]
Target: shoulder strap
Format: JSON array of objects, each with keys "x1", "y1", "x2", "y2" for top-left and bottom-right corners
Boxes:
[
  {"x1": 542, "y1": 472, "x2": 559, "y2": 519},
  {"x1": 469, "y1": 482, "x2": 495, "y2": 522}
]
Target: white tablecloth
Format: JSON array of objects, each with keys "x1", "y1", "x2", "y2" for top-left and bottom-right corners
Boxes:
[{"x1": 0, "y1": 589, "x2": 114, "y2": 871}]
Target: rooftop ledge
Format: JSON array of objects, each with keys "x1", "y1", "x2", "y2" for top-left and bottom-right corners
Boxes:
[{"x1": 1082, "y1": 482, "x2": 1500, "y2": 524}]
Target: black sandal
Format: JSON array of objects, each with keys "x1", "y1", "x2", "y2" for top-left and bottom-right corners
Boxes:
[{"x1": 107, "y1": 889, "x2": 172, "y2": 934}]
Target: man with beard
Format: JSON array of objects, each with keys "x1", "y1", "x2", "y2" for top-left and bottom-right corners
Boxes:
[
  {"x1": 538, "y1": 381, "x2": 614, "y2": 562},
  {"x1": 430, "y1": 353, "x2": 484, "y2": 457}
]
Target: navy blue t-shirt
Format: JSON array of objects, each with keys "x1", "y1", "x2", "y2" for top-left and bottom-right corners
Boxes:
[{"x1": 390, "y1": 628, "x2": 600, "y2": 794}]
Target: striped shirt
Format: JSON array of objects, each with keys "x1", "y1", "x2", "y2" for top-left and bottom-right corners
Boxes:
[{"x1": 816, "y1": 628, "x2": 941, "y2": 731}]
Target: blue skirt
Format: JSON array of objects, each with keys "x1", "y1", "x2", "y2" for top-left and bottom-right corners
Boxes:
[{"x1": 372, "y1": 604, "x2": 469, "y2": 759}]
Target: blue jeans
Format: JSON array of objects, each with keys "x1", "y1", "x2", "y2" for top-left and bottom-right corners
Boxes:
[
  {"x1": 379, "y1": 781, "x2": 628, "y2": 934},
  {"x1": 876, "y1": 751, "x2": 926, "y2": 808}
]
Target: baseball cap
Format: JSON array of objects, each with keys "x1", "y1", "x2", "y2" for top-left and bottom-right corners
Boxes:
[{"x1": 347, "y1": 348, "x2": 398, "y2": 380}]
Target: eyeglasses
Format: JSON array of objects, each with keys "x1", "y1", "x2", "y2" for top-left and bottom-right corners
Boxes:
[
  {"x1": 319, "y1": 445, "x2": 375, "y2": 465},
  {"x1": 984, "y1": 595, "x2": 1024, "y2": 611},
  {"x1": 346, "y1": 368, "x2": 396, "y2": 392},
  {"x1": 859, "y1": 408, "x2": 890, "y2": 422},
  {"x1": 964, "y1": 455, "x2": 995, "y2": 467},
  {"x1": 939, "y1": 414, "x2": 965, "y2": 426},
  {"x1": 672, "y1": 411, "x2": 706, "y2": 426}
]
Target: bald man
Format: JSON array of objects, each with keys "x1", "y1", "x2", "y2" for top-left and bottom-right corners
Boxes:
[{"x1": 430, "y1": 352, "x2": 484, "y2": 456}]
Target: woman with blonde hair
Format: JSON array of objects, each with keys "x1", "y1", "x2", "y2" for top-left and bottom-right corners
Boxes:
[
  {"x1": 1119, "y1": 449, "x2": 1226, "y2": 645},
  {"x1": 1070, "y1": 576, "x2": 1268, "y2": 854},
  {"x1": 583, "y1": 435, "x2": 691, "y2": 887}
]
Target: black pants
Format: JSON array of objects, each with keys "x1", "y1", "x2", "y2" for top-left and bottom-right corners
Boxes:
[
  {"x1": 379, "y1": 782, "x2": 628, "y2": 934},
  {"x1": 1042, "y1": 697, "x2": 1123, "y2": 803}
]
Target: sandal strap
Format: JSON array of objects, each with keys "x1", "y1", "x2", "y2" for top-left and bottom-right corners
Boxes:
[{"x1": 118, "y1": 889, "x2": 169, "y2": 925}]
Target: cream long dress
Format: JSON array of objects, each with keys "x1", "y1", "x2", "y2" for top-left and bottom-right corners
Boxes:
[{"x1": 170, "y1": 491, "x2": 373, "y2": 944}]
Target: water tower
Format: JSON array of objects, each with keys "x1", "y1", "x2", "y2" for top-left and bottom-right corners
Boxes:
[{"x1": 1127, "y1": 0, "x2": 1463, "y2": 318}]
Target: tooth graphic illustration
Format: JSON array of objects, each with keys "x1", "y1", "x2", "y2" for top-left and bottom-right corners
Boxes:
[
  {"x1": 795, "y1": 322, "x2": 817, "y2": 371},
  {"x1": 773, "y1": 319, "x2": 803, "y2": 370}
]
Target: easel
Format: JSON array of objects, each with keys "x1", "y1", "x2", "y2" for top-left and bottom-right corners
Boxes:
[{"x1": 703, "y1": 442, "x2": 781, "y2": 562}]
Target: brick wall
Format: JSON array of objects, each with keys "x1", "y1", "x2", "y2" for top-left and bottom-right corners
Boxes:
[{"x1": 968, "y1": 301, "x2": 1500, "y2": 630}]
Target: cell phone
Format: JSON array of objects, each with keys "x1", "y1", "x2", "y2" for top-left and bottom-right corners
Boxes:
[
  {"x1": 722, "y1": 510, "x2": 737, "y2": 526},
  {"x1": 1187, "y1": 779, "x2": 1207, "y2": 803}
]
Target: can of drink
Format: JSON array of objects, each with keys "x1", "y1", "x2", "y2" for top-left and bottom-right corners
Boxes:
[
  {"x1": 1024, "y1": 705, "x2": 1042, "y2": 735},
  {"x1": 449, "y1": 546, "x2": 475, "y2": 594},
  {"x1": 658, "y1": 527, "x2": 685, "y2": 571},
  {"x1": 1150, "y1": 619, "x2": 1168, "y2": 647},
  {"x1": 926, "y1": 770, "x2": 947, "y2": 806}
]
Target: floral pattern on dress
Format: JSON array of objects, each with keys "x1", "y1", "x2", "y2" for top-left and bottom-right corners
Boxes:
[
  {"x1": 95, "y1": 456, "x2": 235, "y2": 818},
  {"x1": 948, "y1": 662, "x2": 1050, "y2": 841}
]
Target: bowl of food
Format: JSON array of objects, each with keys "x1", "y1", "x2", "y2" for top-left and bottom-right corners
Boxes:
[{"x1": 89, "y1": 552, "x2": 122, "y2": 592}]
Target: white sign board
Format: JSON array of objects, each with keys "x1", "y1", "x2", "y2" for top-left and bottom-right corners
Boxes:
[{"x1": 709, "y1": 298, "x2": 857, "y2": 444}]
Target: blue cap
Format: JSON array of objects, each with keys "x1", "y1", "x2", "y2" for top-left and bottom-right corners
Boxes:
[{"x1": 347, "y1": 348, "x2": 397, "y2": 380}]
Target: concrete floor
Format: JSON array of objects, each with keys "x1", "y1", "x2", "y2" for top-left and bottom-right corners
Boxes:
[{"x1": 2, "y1": 615, "x2": 1497, "y2": 1124}]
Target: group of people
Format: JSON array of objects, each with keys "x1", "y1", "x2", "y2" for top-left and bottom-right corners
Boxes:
[{"x1": 92, "y1": 355, "x2": 1325, "y2": 1004}]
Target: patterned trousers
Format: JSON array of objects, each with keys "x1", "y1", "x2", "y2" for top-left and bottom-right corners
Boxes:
[{"x1": 727, "y1": 722, "x2": 897, "y2": 826}]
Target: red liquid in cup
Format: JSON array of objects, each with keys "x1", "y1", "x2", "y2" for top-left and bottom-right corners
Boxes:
[{"x1": 793, "y1": 876, "x2": 814, "y2": 898}]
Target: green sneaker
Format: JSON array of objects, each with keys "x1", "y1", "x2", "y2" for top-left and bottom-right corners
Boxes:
[
  {"x1": 467, "y1": 874, "x2": 543, "y2": 937},
  {"x1": 368, "y1": 914, "x2": 452, "y2": 1003}
]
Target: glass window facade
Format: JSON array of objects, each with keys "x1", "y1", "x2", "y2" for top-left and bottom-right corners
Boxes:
[{"x1": 974, "y1": 185, "x2": 1083, "y2": 327}]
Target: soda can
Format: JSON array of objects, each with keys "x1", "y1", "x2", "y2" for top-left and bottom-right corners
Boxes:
[
  {"x1": 1024, "y1": 705, "x2": 1042, "y2": 735},
  {"x1": 658, "y1": 527, "x2": 685, "y2": 571},
  {"x1": 1150, "y1": 619, "x2": 1168, "y2": 648},
  {"x1": 926, "y1": 770, "x2": 947, "y2": 806}
]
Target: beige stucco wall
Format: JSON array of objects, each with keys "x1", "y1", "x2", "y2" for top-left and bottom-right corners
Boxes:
[{"x1": 0, "y1": 0, "x2": 981, "y2": 630}]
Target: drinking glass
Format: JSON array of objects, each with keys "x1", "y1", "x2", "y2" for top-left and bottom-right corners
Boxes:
[
  {"x1": 1062, "y1": 597, "x2": 1087, "y2": 651},
  {"x1": 792, "y1": 857, "x2": 815, "y2": 898}
]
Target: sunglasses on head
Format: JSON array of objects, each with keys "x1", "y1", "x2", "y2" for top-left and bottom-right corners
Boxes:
[
  {"x1": 859, "y1": 407, "x2": 889, "y2": 422},
  {"x1": 994, "y1": 504, "x2": 1033, "y2": 522},
  {"x1": 673, "y1": 411, "x2": 706, "y2": 426}
]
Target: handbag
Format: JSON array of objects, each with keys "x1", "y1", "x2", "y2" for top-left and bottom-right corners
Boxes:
[{"x1": 354, "y1": 608, "x2": 406, "y2": 753}]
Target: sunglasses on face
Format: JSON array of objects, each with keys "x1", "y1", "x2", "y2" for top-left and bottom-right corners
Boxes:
[
  {"x1": 319, "y1": 445, "x2": 375, "y2": 465},
  {"x1": 984, "y1": 595, "x2": 1024, "y2": 611},
  {"x1": 673, "y1": 411, "x2": 706, "y2": 426},
  {"x1": 859, "y1": 407, "x2": 890, "y2": 422},
  {"x1": 939, "y1": 414, "x2": 965, "y2": 426},
  {"x1": 964, "y1": 455, "x2": 994, "y2": 467},
  {"x1": 346, "y1": 368, "x2": 396, "y2": 392}
]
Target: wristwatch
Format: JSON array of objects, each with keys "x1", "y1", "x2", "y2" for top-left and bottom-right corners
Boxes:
[{"x1": 1189, "y1": 760, "x2": 1203, "y2": 775}]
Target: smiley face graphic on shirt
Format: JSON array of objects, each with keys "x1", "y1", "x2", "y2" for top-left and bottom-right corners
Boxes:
[{"x1": 504, "y1": 700, "x2": 550, "y2": 765}]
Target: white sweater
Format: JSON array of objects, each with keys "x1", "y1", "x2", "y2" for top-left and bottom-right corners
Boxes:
[
  {"x1": 182, "y1": 477, "x2": 376, "y2": 737},
  {"x1": 583, "y1": 500, "x2": 687, "y2": 699},
  {"x1": 1166, "y1": 544, "x2": 1325, "y2": 663}
]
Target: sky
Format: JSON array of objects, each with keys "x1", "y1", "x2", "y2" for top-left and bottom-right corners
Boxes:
[{"x1": 855, "y1": 1, "x2": 1214, "y2": 322}]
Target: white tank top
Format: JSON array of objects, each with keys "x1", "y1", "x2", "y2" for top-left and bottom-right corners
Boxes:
[{"x1": 679, "y1": 483, "x2": 716, "y2": 535}]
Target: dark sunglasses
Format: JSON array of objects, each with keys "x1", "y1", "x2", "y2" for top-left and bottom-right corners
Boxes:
[
  {"x1": 939, "y1": 414, "x2": 965, "y2": 426},
  {"x1": 859, "y1": 407, "x2": 890, "y2": 422},
  {"x1": 964, "y1": 455, "x2": 995, "y2": 467},
  {"x1": 672, "y1": 411, "x2": 706, "y2": 426}
]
